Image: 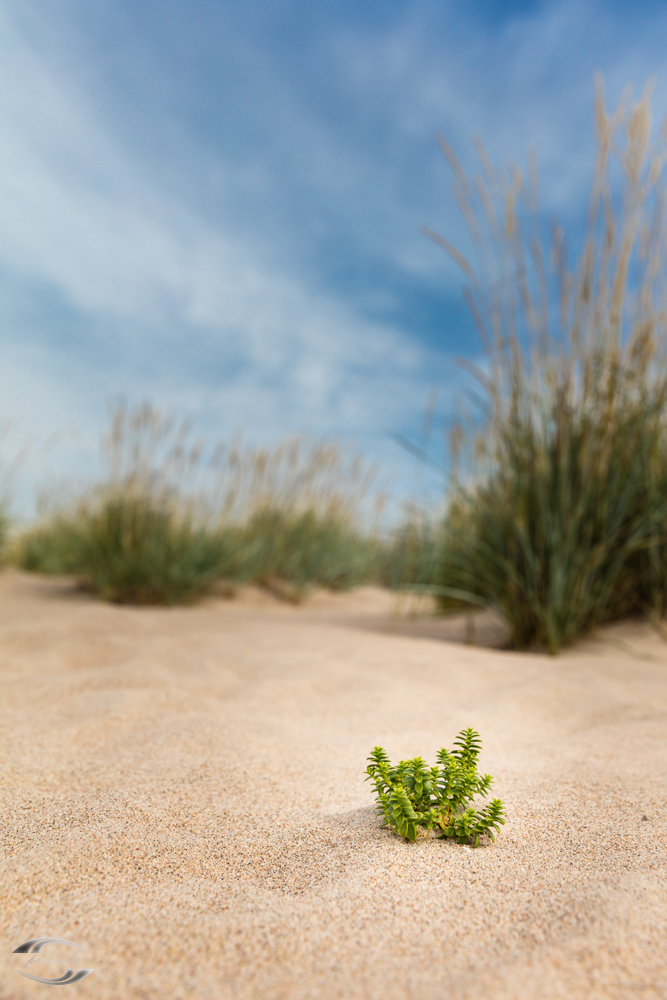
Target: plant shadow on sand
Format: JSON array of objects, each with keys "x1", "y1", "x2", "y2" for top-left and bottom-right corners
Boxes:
[
  {"x1": 340, "y1": 608, "x2": 509, "y2": 649},
  {"x1": 280, "y1": 587, "x2": 510, "y2": 649}
]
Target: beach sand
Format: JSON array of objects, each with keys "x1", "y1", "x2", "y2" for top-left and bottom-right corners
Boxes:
[{"x1": 0, "y1": 570, "x2": 665, "y2": 999}]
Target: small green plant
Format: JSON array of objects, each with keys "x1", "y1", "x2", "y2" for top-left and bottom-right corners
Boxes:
[{"x1": 366, "y1": 728, "x2": 505, "y2": 846}]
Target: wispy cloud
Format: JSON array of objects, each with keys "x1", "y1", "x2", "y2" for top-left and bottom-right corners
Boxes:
[
  {"x1": 0, "y1": 3, "x2": 445, "y2": 501},
  {"x1": 2, "y1": 0, "x2": 667, "y2": 511}
]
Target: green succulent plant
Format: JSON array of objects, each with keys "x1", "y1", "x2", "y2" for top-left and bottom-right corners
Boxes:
[{"x1": 366, "y1": 728, "x2": 505, "y2": 847}]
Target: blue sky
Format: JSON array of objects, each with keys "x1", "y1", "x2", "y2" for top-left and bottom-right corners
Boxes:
[{"x1": 2, "y1": 0, "x2": 667, "y2": 514}]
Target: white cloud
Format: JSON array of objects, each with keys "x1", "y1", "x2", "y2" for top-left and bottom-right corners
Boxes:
[
  {"x1": 0, "y1": 2, "x2": 449, "y2": 515},
  {"x1": 3, "y1": 0, "x2": 667, "y2": 514},
  {"x1": 324, "y1": 0, "x2": 667, "y2": 267}
]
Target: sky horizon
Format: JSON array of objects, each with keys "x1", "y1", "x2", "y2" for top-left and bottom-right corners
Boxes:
[{"x1": 2, "y1": 0, "x2": 667, "y2": 517}]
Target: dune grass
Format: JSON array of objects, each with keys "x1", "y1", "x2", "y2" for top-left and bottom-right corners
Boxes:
[
  {"x1": 12, "y1": 404, "x2": 381, "y2": 604},
  {"x1": 377, "y1": 513, "x2": 445, "y2": 591},
  {"x1": 424, "y1": 77, "x2": 667, "y2": 652}
]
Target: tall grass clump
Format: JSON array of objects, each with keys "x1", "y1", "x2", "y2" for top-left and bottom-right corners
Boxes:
[
  {"x1": 424, "y1": 77, "x2": 667, "y2": 652},
  {"x1": 378, "y1": 511, "x2": 445, "y2": 591},
  {"x1": 207, "y1": 434, "x2": 381, "y2": 598},
  {"x1": 15, "y1": 405, "x2": 234, "y2": 603},
  {"x1": 0, "y1": 508, "x2": 10, "y2": 565},
  {"x1": 0, "y1": 423, "x2": 30, "y2": 566},
  {"x1": 379, "y1": 391, "x2": 452, "y2": 594},
  {"x1": 15, "y1": 404, "x2": 381, "y2": 604}
]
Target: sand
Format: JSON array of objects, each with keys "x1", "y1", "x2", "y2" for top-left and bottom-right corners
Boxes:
[{"x1": 0, "y1": 570, "x2": 666, "y2": 1000}]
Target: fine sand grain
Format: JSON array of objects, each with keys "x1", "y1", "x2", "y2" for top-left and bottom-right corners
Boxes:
[{"x1": 0, "y1": 570, "x2": 666, "y2": 999}]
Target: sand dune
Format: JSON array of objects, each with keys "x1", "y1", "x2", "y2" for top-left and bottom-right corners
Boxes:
[{"x1": 1, "y1": 570, "x2": 666, "y2": 999}]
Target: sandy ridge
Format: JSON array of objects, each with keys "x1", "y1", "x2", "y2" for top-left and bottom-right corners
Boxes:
[{"x1": 0, "y1": 571, "x2": 666, "y2": 999}]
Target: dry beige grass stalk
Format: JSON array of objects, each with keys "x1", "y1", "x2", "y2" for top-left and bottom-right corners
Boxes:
[{"x1": 423, "y1": 77, "x2": 667, "y2": 651}]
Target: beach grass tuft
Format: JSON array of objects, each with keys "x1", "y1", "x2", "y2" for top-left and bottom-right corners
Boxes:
[
  {"x1": 426, "y1": 77, "x2": 667, "y2": 651},
  {"x1": 13, "y1": 403, "x2": 381, "y2": 604}
]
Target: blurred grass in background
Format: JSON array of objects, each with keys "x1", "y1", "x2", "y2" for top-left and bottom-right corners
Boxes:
[
  {"x1": 0, "y1": 423, "x2": 28, "y2": 566},
  {"x1": 426, "y1": 77, "x2": 667, "y2": 652},
  {"x1": 10, "y1": 403, "x2": 385, "y2": 604}
]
